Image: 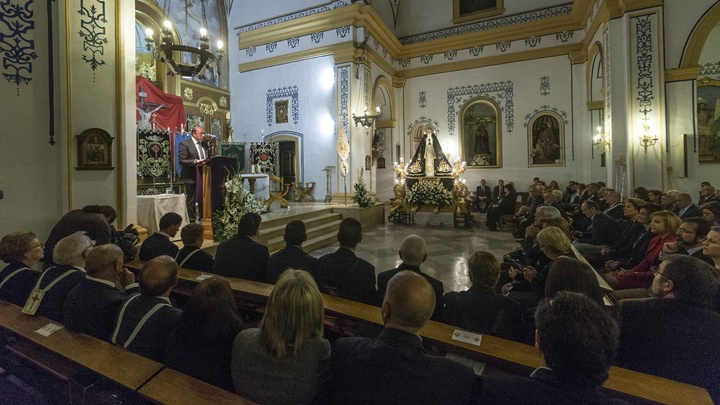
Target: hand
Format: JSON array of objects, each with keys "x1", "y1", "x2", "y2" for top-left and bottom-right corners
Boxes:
[
  {"x1": 195, "y1": 158, "x2": 207, "y2": 166},
  {"x1": 526, "y1": 225, "x2": 540, "y2": 237},
  {"x1": 120, "y1": 268, "x2": 136, "y2": 287},
  {"x1": 522, "y1": 266, "x2": 537, "y2": 282},
  {"x1": 605, "y1": 260, "x2": 620, "y2": 271},
  {"x1": 600, "y1": 246, "x2": 610, "y2": 255},
  {"x1": 500, "y1": 282, "x2": 514, "y2": 295},
  {"x1": 617, "y1": 269, "x2": 630, "y2": 277},
  {"x1": 662, "y1": 242, "x2": 680, "y2": 254},
  {"x1": 508, "y1": 267, "x2": 521, "y2": 279}
]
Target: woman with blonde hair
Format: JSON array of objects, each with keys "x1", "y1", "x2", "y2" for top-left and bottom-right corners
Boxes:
[
  {"x1": 0, "y1": 231, "x2": 42, "y2": 305},
  {"x1": 542, "y1": 216, "x2": 571, "y2": 238},
  {"x1": 232, "y1": 269, "x2": 329, "y2": 404}
]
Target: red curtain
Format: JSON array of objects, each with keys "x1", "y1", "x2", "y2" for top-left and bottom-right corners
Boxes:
[{"x1": 135, "y1": 76, "x2": 186, "y2": 132}]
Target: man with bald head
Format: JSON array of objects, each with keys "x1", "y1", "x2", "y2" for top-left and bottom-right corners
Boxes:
[
  {"x1": 112, "y1": 256, "x2": 182, "y2": 361},
  {"x1": 325, "y1": 271, "x2": 478, "y2": 404},
  {"x1": 377, "y1": 234, "x2": 444, "y2": 321},
  {"x1": 63, "y1": 244, "x2": 139, "y2": 341}
]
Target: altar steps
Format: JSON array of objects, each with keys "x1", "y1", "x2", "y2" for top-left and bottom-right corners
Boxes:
[{"x1": 258, "y1": 209, "x2": 342, "y2": 253}]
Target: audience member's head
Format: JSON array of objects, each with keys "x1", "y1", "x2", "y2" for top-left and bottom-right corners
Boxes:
[
  {"x1": 652, "y1": 255, "x2": 719, "y2": 307},
  {"x1": 399, "y1": 234, "x2": 427, "y2": 266},
  {"x1": 159, "y1": 212, "x2": 183, "y2": 237},
  {"x1": 543, "y1": 190, "x2": 557, "y2": 203},
  {"x1": 178, "y1": 277, "x2": 243, "y2": 335},
  {"x1": 237, "y1": 212, "x2": 262, "y2": 237},
  {"x1": 180, "y1": 223, "x2": 205, "y2": 247},
  {"x1": 534, "y1": 206, "x2": 561, "y2": 227},
  {"x1": 701, "y1": 184, "x2": 715, "y2": 198},
  {"x1": 551, "y1": 189, "x2": 563, "y2": 201},
  {"x1": 544, "y1": 257, "x2": 604, "y2": 305},
  {"x1": 283, "y1": 220, "x2": 307, "y2": 246},
  {"x1": 604, "y1": 190, "x2": 620, "y2": 205},
  {"x1": 337, "y1": 217, "x2": 363, "y2": 248},
  {"x1": 549, "y1": 181, "x2": 560, "y2": 191},
  {"x1": 623, "y1": 198, "x2": 644, "y2": 221},
  {"x1": 675, "y1": 193, "x2": 693, "y2": 209},
  {"x1": 536, "y1": 226, "x2": 572, "y2": 259},
  {"x1": 0, "y1": 231, "x2": 42, "y2": 266},
  {"x1": 637, "y1": 202, "x2": 663, "y2": 225},
  {"x1": 702, "y1": 227, "x2": 720, "y2": 266},
  {"x1": 53, "y1": 231, "x2": 94, "y2": 267},
  {"x1": 676, "y1": 217, "x2": 711, "y2": 249},
  {"x1": 649, "y1": 210, "x2": 681, "y2": 236},
  {"x1": 665, "y1": 190, "x2": 681, "y2": 206},
  {"x1": 467, "y1": 251, "x2": 500, "y2": 289},
  {"x1": 542, "y1": 217, "x2": 571, "y2": 237},
  {"x1": 581, "y1": 200, "x2": 599, "y2": 218},
  {"x1": 382, "y1": 271, "x2": 435, "y2": 333},
  {"x1": 647, "y1": 189, "x2": 662, "y2": 203},
  {"x1": 82, "y1": 205, "x2": 117, "y2": 223},
  {"x1": 702, "y1": 202, "x2": 720, "y2": 224},
  {"x1": 139, "y1": 256, "x2": 179, "y2": 297},
  {"x1": 534, "y1": 292, "x2": 618, "y2": 387},
  {"x1": 504, "y1": 183, "x2": 515, "y2": 194},
  {"x1": 85, "y1": 244, "x2": 124, "y2": 279},
  {"x1": 633, "y1": 187, "x2": 649, "y2": 201},
  {"x1": 259, "y1": 269, "x2": 324, "y2": 359}
]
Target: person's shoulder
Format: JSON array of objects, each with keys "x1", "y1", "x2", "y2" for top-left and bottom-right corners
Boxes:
[
  {"x1": 377, "y1": 268, "x2": 398, "y2": 282},
  {"x1": 332, "y1": 335, "x2": 372, "y2": 352},
  {"x1": 234, "y1": 328, "x2": 260, "y2": 347}
]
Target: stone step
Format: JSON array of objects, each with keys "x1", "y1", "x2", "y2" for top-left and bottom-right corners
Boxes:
[
  {"x1": 260, "y1": 207, "x2": 335, "y2": 229},
  {"x1": 259, "y1": 211, "x2": 341, "y2": 245},
  {"x1": 266, "y1": 219, "x2": 342, "y2": 253}
]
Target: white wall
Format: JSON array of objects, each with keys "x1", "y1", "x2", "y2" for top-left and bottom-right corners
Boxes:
[
  {"x1": 665, "y1": 0, "x2": 718, "y2": 68},
  {"x1": 231, "y1": 0, "x2": 336, "y2": 27}
]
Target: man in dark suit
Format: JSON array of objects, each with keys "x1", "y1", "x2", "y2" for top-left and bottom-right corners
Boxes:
[
  {"x1": 112, "y1": 256, "x2": 182, "y2": 362},
  {"x1": 174, "y1": 223, "x2": 214, "y2": 272},
  {"x1": 377, "y1": 234, "x2": 444, "y2": 321},
  {"x1": 474, "y1": 178, "x2": 492, "y2": 212},
  {"x1": 660, "y1": 217, "x2": 714, "y2": 264},
  {"x1": 481, "y1": 292, "x2": 627, "y2": 405},
  {"x1": 317, "y1": 217, "x2": 377, "y2": 306},
  {"x1": 63, "y1": 245, "x2": 139, "y2": 341},
  {"x1": 178, "y1": 125, "x2": 209, "y2": 221},
  {"x1": 698, "y1": 184, "x2": 717, "y2": 206},
  {"x1": 602, "y1": 190, "x2": 625, "y2": 221},
  {"x1": 675, "y1": 193, "x2": 702, "y2": 219},
  {"x1": 138, "y1": 212, "x2": 182, "y2": 261},
  {"x1": 512, "y1": 184, "x2": 544, "y2": 238},
  {"x1": 266, "y1": 220, "x2": 319, "y2": 284},
  {"x1": 213, "y1": 212, "x2": 269, "y2": 282},
  {"x1": 492, "y1": 179, "x2": 505, "y2": 203},
  {"x1": 486, "y1": 184, "x2": 516, "y2": 231},
  {"x1": 573, "y1": 200, "x2": 620, "y2": 256},
  {"x1": 617, "y1": 255, "x2": 720, "y2": 404},
  {"x1": 325, "y1": 271, "x2": 479, "y2": 405},
  {"x1": 43, "y1": 205, "x2": 114, "y2": 266}
]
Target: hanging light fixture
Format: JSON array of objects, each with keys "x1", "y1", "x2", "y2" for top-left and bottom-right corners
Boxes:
[
  {"x1": 593, "y1": 125, "x2": 610, "y2": 150},
  {"x1": 352, "y1": 106, "x2": 383, "y2": 128},
  {"x1": 638, "y1": 116, "x2": 658, "y2": 153}
]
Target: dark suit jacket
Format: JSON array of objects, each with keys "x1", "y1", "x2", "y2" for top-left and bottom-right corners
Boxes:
[
  {"x1": 138, "y1": 232, "x2": 179, "y2": 262},
  {"x1": 113, "y1": 294, "x2": 182, "y2": 362},
  {"x1": 63, "y1": 277, "x2": 140, "y2": 341},
  {"x1": 44, "y1": 210, "x2": 113, "y2": 265},
  {"x1": 317, "y1": 247, "x2": 377, "y2": 306},
  {"x1": 0, "y1": 263, "x2": 40, "y2": 306},
  {"x1": 481, "y1": 367, "x2": 629, "y2": 405},
  {"x1": 678, "y1": 204, "x2": 702, "y2": 219},
  {"x1": 31, "y1": 264, "x2": 86, "y2": 322},
  {"x1": 620, "y1": 229, "x2": 654, "y2": 269},
  {"x1": 603, "y1": 203, "x2": 625, "y2": 221},
  {"x1": 493, "y1": 185, "x2": 503, "y2": 201},
  {"x1": 444, "y1": 285, "x2": 526, "y2": 343},
  {"x1": 475, "y1": 184, "x2": 491, "y2": 201},
  {"x1": 578, "y1": 212, "x2": 619, "y2": 246},
  {"x1": 177, "y1": 138, "x2": 208, "y2": 184},
  {"x1": 377, "y1": 264, "x2": 444, "y2": 321},
  {"x1": 325, "y1": 328, "x2": 479, "y2": 405},
  {"x1": 175, "y1": 246, "x2": 214, "y2": 273},
  {"x1": 213, "y1": 235, "x2": 269, "y2": 282},
  {"x1": 266, "y1": 244, "x2": 319, "y2": 284},
  {"x1": 617, "y1": 299, "x2": 720, "y2": 404}
]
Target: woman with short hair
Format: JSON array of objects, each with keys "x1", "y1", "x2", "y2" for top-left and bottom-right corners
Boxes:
[
  {"x1": 544, "y1": 257, "x2": 604, "y2": 306},
  {"x1": 702, "y1": 202, "x2": 720, "y2": 226},
  {"x1": 0, "y1": 231, "x2": 42, "y2": 305},
  {"x1": 232, "y1": 269, "x2": 329, "y2": 404}
]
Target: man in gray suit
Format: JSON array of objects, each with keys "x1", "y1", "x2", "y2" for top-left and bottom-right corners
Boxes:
[{"x1": 178, "y1": 125, "x2": 209, "y2": 220}]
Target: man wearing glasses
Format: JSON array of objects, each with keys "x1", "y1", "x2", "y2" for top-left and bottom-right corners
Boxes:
[
  {"x1": 660, "y1": 217, "x2": 714, "y2": 265},
  {"x1": 178, "y1": 125, "x2": 209, "y2": 221}
]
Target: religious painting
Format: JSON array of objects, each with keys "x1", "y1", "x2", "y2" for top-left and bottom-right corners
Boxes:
[
  {"x1": 138, "y1": 130, "x2": 171, "y2": 178},
  {"x1": 696, "y1": 77, "x2": 720, "y2": 163},
  {"x1": 372, "y1": 128, "x2": 386, "y2": 162},
  {"x1": 453, "y1": 0, "x2": 504, "y2": 24},
  {"x1": 210, "y1": 117, "x2": 223, "y2": 138},
  {"x1": 186, "y1": 114, "x2": 205, "y2": 132},
  {"x1": 365, "y1": 155, "x2": 372, "y2": 170},
  {"x1": 77, "y1": 128, "x2": 114, "y2": 170},
  {"x1": 275, "y1": 100, "x2": 289, "y2": 123},
  {"x1": 460, "y1": 99, "x2": 502, "y2": 168},
  {"x1": 377, "y1": 156, "x2": 386, "y2": 169},
  {"x1": 528, "y1": 112, "x2": 564, "y2": 167}
]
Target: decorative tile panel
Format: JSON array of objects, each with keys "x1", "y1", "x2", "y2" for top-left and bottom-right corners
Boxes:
[
  {"x1": 338, "y1": 65, "x2": 349, "y2": 134},
  {"x1": 447, "y1": 81, "x2": 514, "y2": 136},
  {"x1": 236, "y1": 0, "x2": 351, "y2": 33},
  {"x1": 78, "y1": 0, "x2": 108, "y2": 79},
  {"x1": 0, "y1": 0, "x2": 37, "y2": 94},
  {"x1": 266, "y1": 86, "x2": 299, "y2": 126}
]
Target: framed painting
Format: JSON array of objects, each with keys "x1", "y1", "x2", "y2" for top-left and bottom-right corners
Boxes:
[
  {"x1": 453, "y1": 0, "x2": 504, "y2": 24},
  {"x1": 460, "y1": 98, "x2": 502, "y2": 168},
  {"x1": 77, "y1": 128, "x2": 114, "y2": 170},
  {"x1": 275, "y1": 100, "x2": 289, "y2": 124},
  {"x1": 696, "y1": 77, "x2": 720, "y2": 163},
  {"x1": 528, "y1": 112, "x2": 564, "y2": 167},
  {"x1": 210, "y1": 117, "x2": 223, "y2": 138},
  {"x1": 186, "y1": 114, "x2": 205, "y2": 132}
]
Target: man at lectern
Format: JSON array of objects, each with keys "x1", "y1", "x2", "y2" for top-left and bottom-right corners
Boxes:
[{"x1": 178, "y1": 125, "x2": 209, "y2": 221}]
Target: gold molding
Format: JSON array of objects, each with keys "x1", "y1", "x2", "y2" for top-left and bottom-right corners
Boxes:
[
  {"x1": 372, "y1": 75, "x2": 395, "y2": 123},
  {"x1": 586, "y1": 42, "x2": 604, "y2": 103},
  {"x1": 681, "y1": 1, "x2": 720, "y2": 68},
  {"x1": 239, "y1": 43, "x2": 348, "y2": 72},
  {"x1": 65, "y1": 0, "x2": 73, "y2": 209},
  {"x1": 392, "y1": 76, "x2": 406, "y2": 88},
  {"x1": 115, "y1": 0, "x2": 124, "y2": 226},
  {"x1": 366, "y1": 48, "x2": 397, "y2": 77},
  {"x1": 587, "y1": 100, "x2": 604, "y2": 110},
  {"x1": 569, "y1": 47, "x2": 587, "y2": 64},
  {"x1": 179, "y1": 78, "x2": 231, "y2": 96},
  {"x1": 665, "y1": 67, "x2": 701, "y2": 82}
]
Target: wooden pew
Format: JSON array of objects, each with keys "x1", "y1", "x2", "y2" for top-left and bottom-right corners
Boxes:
[{"x1": 138, "y1": 368, "x2": 256, "y2": 404}]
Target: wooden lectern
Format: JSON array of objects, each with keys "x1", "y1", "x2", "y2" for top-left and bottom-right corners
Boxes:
[{"x1": 199, "y1": 156, "x2": 238, "y2": 240}]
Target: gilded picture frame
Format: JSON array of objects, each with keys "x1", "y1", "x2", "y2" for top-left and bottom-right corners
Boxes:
[
  {"x1": 528, "y1": 112, "x2": 564, "y2": 167},
  {"x1": 275, "y1": 100, "x2": 289, "y2": 124},
  {"x1": 453, "y1": 0, "x2": 504, "y2": 24},
  {"x1": 696, "y1": 77, "x2": 720, "y2": 163},
  {"x1": 459, "y1": 98, "x2": 502, "y2": 168},
  {"x1": 77, "y1": 128, "x2": 114, "y2": 170}
]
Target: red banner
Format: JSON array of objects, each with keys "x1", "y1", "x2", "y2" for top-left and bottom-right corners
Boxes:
[{"x1": 135, "y1": 76, "x2": 186, "y2": 132}]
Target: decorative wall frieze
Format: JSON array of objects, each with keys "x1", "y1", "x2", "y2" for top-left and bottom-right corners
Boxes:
[
  {"x1": 266, "y1": 86, "x2": 299, "y2": 126},
  {"x1": 523, "y1": 105, "x2": 568, "y2": 128},
  {"x1": 447, "y1": 82, "x2": 514, "y2": 136},
  {"x1": 0, "y1": 0, "x2": 37, "y2": 94},
  {"x1": 236, "y1": 0, "x2": 351, "y2": 33},
  {"x1": 540, "y1": 76, "x2": 550, "y2": 96},
  {"x1": 555, "y1": 31, "x2": 573, "y2": 42},
  {"x1": 287, "y1": 37, "x2": 300, "y2": 48},
  {"x1": 634, "y1": 15, "x2": 654, "y2": 116},
  {"x1": 78, "y1": 0, "x2": 108, "y2": 79},
  {"x1": 419, "y1": 91, "x2": 426, "y2": 108},
  {"x1": 525, "y1": 36, "x2": 541, "y2": 48},
  {"x1": 699, "y1": 61, "x2": 720, "y2": 78},
  {"x1": 338, "y1": 65, "x2": 349, "y2": 134}
]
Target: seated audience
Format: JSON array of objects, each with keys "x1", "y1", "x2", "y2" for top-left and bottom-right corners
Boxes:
[
  {"x1": 602, "y1": 190, "x2": 625, "y2": 222},
  {"x1": 63, "y1": 244, "x2": 139, "y2": 341},
  {"x1": 481, "y1": 292, "x2": 627, "y2": 405},
  {"x1": 702, "y1": 201, "x2": 720, "y2": 226},
  {"x1": 316, "y1": 218, "x2": 377, "y2": 305},
  {"x1": 585, "y1": 199, "x2": 646, "y2": 269},
  {"x1": 25, "y1": 232, "x2": 93, "y2": 321},
  {"x1": 174, "y1": 223, "x2": 214, "y2": 272},
  {"x1": 544, "y1": 257, "x2": 604, "y2": 305},
  {"x1": 647, "y1": 189, "x2": 662, "y2": 204},
  {"x1": 660, "y1": 217, "x2": 713, "y2": 264},
  {"x1": 112, "y1": 256, "x2": 182, "y2": 361},
  {"x1": 512, "y1": 185, "x2": 543, "y2": 238},
  {"x1": 444, "y1": 251, "x2": 526, "y2": 343},
  {"x1": 603, "y1": 203, "x2": 663, "y2": 270},
  {"x1": 703, "y1": 226, "x2": 720, "y2": 270},
  {"x1": 573, "y1": 200, "x2": 620, "y2": 256},
  {"x1": 487, "y1": 183, "x2": 517, "y2": 231},
  {"x1": 213, "y1": 212, "x2": 269, "y2": 282},
  {"x1": 43, "y1": 205, "x2": 115, "y2": 266},
  {"x1": 541, "y1": 189, "x2": 566, "y2": 218},
  {"x1": 164, "y1": 277, "x2": 243, "y2": 392},
  {"x1": 674, "y1": 193, "x2": 702, "y2": 219},
  {"x1": 474, "y1": 178, "x2": 492, "y2": 213},
  {"x1": 664, "y1": 190, "x2": 680, "y2": 212},
  {"x1": 604, "y1": 210, "x2": 679, "y2": 290},
  {"x1": 325, "y1": 271, "x2": 479, "y2": 404},
  {"x1": 617, "y1": 255, "x2": 720, "y2": 403},
  {"x1": 698, "y1": 184, "x2": 717, "y2": 206},
  {"x1": 378, "y1": 234, "x2": 444, "y2": 321},
  {"x1": 0, "y1": 231, "x2": 42, "y2": 306},
  {"x1": 266, "y1": 220, "x2": 319, "y2": 284},
  {"x1": 633, "y1": 186, "x2": 649, "y2": 201},
  {"x1": 232, "y1": 269, "x2": 329, "y2": 404},
  {"x1": 138, "y1": 212, "x2": 182, "y2": 261}
]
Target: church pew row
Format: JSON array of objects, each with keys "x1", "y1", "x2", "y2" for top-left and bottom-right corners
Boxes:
[
  {"x1": 125, "y1": 259, "x2": 714, "y2": 405},
  {"x1": 0, "y1": 300, "x2": 255, "y2": 405}
]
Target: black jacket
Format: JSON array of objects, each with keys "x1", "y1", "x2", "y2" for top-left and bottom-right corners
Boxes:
[
  {"x1": 213, "y1": 235, "x2": 269, "y2": 282},
  {"x1": 444, "y1": 285, "x2": 526, "y2": 343},
  {"x1": 377, "y1": 263, "x2": 444, "y2": 321},
  {"x1": 138, "y1": 232, "x2": 179, "y2": 262},
  {"x1": 266, "y1": 244, "x2": 319, "y2": 284},
  {"x1": 317, "y1": 247, "x2": 377, "y2": 306}
]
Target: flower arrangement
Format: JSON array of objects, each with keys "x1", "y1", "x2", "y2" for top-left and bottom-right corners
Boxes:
[
  {"x1": 530, "y1": 148, "x2": 541, "y2": 158},
  {"x1": 471, "y1": 154, "x2": 490, "y2": 166},
  {"x1": 212, "y1": 172, "x2": 269, "y2": 242},
  {"x1": 135, "y1": 58, "x2": 157, "y2": 84},
  {"x1": 352, "y1": 169, "x2": 376, "y2": 208},
  {"x1": 406, "y1": 180, "x2": 453, "y2": 208}
]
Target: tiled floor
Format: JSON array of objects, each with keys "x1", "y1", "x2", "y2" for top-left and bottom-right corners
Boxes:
[{"x1": 307, "y1": 210, "x2": 518, "y2": 293}]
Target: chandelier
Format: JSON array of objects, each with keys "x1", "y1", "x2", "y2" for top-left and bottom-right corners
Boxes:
[
  {"x1": 638, "y1": 116, "x2": 658, "y2": 153},
  {"x1": 352, "y1": 106, "x2": 382, "y2": 128},
  {"x1": 593, "y1": 126, "x2": 610, "y2": 150}
]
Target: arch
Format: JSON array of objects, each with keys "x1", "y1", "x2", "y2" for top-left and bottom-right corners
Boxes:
[
  {"x1": 406, "y1": 118, "x2": 439, "y2": 161},
  {"x1": 527, "y1": 111, "x2": 565, "y2": 167},
  {"x1": 586, "y1": 41, "x2": 604, "y2": 105},
  {"x1": 459, "y1": 97, "x2": 502, "y2": 168},
  {"x1": 681, "y1": 2, "x2": 720, "y2": 68},
  {"x1": 372, "y1": 75, "x2": 395, "y2": 126},
  {"x1": 262, "y1": 131, "x2": 304, "y2": 182}
]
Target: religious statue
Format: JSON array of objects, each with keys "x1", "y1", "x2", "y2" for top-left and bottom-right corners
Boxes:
[
  {"x1": 406, "y1": 129, "x2": 453, "y2": 177},
  {"x1": 473, "y1": 119, "x2": 491, "y2": 155},
  {"x1": 425, "y1": 135, "x2": 436, "y2": 177},
  {"x1": 136, "y1": 103, "x2": 166, "y2": 131}
]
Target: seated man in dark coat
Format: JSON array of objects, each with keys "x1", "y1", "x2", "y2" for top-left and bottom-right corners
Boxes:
[
  {"x1": 474, "y1": 178, "x2": 492, "y2": 213},
  {"x1": 573, "y1": 200, "x2": 620, "y2": 256},
  {"x1": 23, "y1": 232, "x2": 92, "y2": 322},
  {"x1": 112, "y1": 256, "x2": 182, "y2": 362},
  {"x1": 316, "y1": 218, "x2": 377, "y2": 306},
  {"x1": 377, "y1": 234, "x2": 444, "y2": 321},
  {"x1": 174, "y1": 223, "x2": 214, "y2": 273},
  {"x1": 63, "y1": 244, "x2": 139, "y2": 341},
  {"x1": 213, "y1": 212, "x2": 269, "y2": 282},
  {"x1": 266, "y1": 220, "x2": 319, "y2": 284},
  {"x1": 324, "y1": 271, "x2": 479, "y2": 405},
  {"x1": 674, "y1": 193, "x2": 702, "y2": 219},
  {"x1": 486, "y1": 184, "x2": 517, "y2": 231},
  {"x1": 138, "y1": 212, "x2": 182, "y2": 261},
  {"x1": 481, "y1": 292, "x2": 628, "y2": 405},
  {"x1": 444, "y1": 251, "x2": 525, "y2": 343},
  {"x1": 616, "y1": 255, "x2": 720, "y2": 403}
]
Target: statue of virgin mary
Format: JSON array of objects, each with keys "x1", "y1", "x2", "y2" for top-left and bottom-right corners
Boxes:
[{"x1": 406, "y1": 130, "x2": 453, "y2": 178}]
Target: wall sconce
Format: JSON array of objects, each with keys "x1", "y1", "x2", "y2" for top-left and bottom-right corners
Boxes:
[
  {"x1": 144, "y1": 28, "x2": 154, "y2": 51},
  {"x1": 639, "y1": 118, "x2": 658, "y2": 153},
  {"x1": 352, "y1": 106, "x2": 382, "y2": 128},
  {"x1": 593, "y1": 126, "x2": 610, "y2": 150}
]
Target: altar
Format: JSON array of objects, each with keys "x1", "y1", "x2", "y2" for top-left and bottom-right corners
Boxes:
[
  {"x1": 136, "y1": 193, "x2": 190, "y2": 236},
  {"x1": 240, "y1": 174, "x2": 269, "y2": 200}
]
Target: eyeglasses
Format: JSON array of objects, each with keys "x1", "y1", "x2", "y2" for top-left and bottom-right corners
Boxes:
[
  {"x1": 652, "y1": 266, "x2": 663, "y2": 276},
  {"x1": 26, "y1": 242, "x2": 44, "y2": 252},
  {"x1": 677, "y1": 227, "x2": 696, "y2": 235}
]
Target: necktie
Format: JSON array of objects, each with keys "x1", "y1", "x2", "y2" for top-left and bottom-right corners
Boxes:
[{"x1": 197, "y1": 142, "x2": 205, "y2": 159}]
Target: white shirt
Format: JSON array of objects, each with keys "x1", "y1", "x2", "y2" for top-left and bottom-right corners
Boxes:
[{"x1": 194, "y1": 141, "x2": 205, "y2": 160}]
